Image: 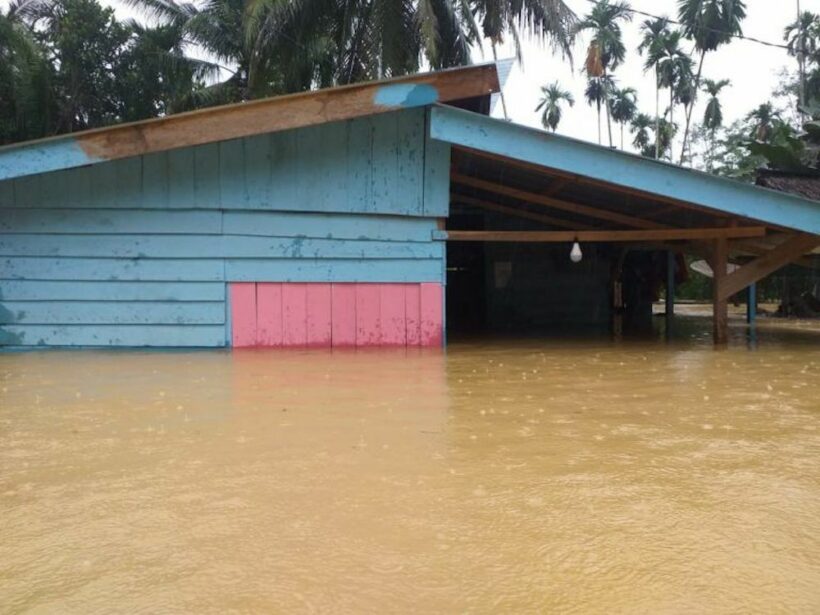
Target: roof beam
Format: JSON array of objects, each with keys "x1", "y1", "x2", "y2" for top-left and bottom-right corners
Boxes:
[
  {"x1": 431, "y1": 105, "x2": 820, "y2": 235},
  {"x1": 451, "y1": 172, "x2": 667, "y2": 230},
  {"x1": 450, "y1": 193, "x2": 596, "y2": 230},
  {"x1": 440, "y1": 227, "x2": 767, "y2": 243},
  {"x1": 0, "y1": 64, "x2": 499, "y2": 181},
  {"x1": 718, "y1": 233, "x2": 820, "y2": 300}
]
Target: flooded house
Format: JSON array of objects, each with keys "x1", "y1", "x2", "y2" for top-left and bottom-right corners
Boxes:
[{"x1": 0, "y1": 63, "x2": 818, "y2": 349}]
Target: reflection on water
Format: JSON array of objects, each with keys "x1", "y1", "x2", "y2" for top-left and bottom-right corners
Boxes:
[{"x1": 2, "y1": 318, "x2": 820, "y2": 613}]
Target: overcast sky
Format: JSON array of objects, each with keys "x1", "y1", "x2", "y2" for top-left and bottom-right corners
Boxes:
[{"x1": 486, "y1": 0, "x2": 815, "y2": 154}]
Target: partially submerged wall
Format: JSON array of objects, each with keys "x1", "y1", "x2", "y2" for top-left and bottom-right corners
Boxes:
[{"x1": 0, "y1": 109, "x2": 450, "y2": 348}]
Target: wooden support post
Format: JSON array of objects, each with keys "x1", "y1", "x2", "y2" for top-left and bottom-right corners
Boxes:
[
  {"x1": 747, "y1": 282, "x2": 757, "y2": 326},
  {"x1": 665, "y1": 251, "x2": 675, "y2": 340},
  {"x1": 666, "y1": 251, "x2": 675, "y2": 317},
  {"x1": 712, "y1": 238, "x2": 729, "y2": 345}
]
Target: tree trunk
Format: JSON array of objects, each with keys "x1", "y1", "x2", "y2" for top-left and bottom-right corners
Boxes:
[
  {"x1": 597, "y1": 102, "x2": 602, "y2": 145},
  {"x1": 669, "y1": 88, "x2": 675, "y2": 161},
  {"x1": 621, "y1": 123, "x2": 624, "y2": 150},
  {"x1": 603, "y1": 70, "x2": 613, "y2": 148},
  {"x1": 655, "y1": 70, "x2": 660, "y2": 159},
  {"x1": 491, "y1": 43, "x2": 509, "y2": 120},
  {"x1": 680, "y1": 50, "x2": 706, "y2": 164}
]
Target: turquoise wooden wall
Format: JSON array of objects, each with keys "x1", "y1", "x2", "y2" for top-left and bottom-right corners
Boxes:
[{"x1": 0, "y1": 109, "x2": 450, "y2": 347}]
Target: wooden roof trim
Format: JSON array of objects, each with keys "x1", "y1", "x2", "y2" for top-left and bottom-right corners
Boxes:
[{"x1": 0, "y1": 64, "x2": 499, "y2": 182}]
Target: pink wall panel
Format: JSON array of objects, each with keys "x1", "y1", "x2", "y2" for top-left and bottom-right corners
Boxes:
[
  {"x1": 230, "y1": 282, "x2": 442, "y2": 348},
  {"x1": 380, "y1": 284, "x2": 406, "y2": 346},
  {"x1": 306, "y1": 284, "x2": 332, "y2": 347},
  {"x1": 282, "y1": 283, "x2": 308, "y2": 346},
  {"x1": 419, "y1": 283, "x2": 444, "y2": 347},
  {"x1": 355, "y1": 284, "x2": 381, "y2": 347},
  {"x1": 331, "y1": 284, "x2": 357, "y2": 347},
  {"x1": 230, "y1": 283, "x2": 257, "y2": 347},
  {"x1": 404, "y1": 283, "x2": 421, "y2": 346},
  {"x1": 256, "y1": 283, "x2": 283, "y2": 347}
]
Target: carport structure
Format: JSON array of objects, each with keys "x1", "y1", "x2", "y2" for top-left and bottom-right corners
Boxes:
[{"x1": 429, "y1": 106, "x2": 820, "y2": 344}]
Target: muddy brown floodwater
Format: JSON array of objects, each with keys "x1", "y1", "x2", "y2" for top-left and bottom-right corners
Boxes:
[{"x1": 2, "y1": 318, "x2": 820, "y2": 613}]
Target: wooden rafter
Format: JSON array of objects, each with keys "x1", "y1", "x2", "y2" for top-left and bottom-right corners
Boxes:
[
  {"x1": 452, "y1": 172, "x2": 668, "y2": 230},
  {"x1": 442, "y1": 227, "x2": 766, "y2": 243},
  {"x1": 717, "y1": 233, "x2": 820, "y2": 301},
  {"x1": 453, "y1": 146, "x2": 735, "y2": 221},
  {"x1": 450, "y1": 193, "x2": 596, "y2": 230}
]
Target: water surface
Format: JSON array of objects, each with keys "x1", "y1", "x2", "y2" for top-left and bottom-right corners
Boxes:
[{"x1": 2, "y1": 318, "x2": 820, "y2": 613}]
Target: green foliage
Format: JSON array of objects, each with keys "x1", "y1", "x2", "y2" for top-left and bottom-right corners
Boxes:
[
  {"x1": 677, "y1": 0, "x2": 746, "y2": 53},
  {"x1": 0, "y1": 0, "x2": 580, "y2": 145},
  {"x1": 536, "y1": 82, "x2": 574, "y2": 132}
]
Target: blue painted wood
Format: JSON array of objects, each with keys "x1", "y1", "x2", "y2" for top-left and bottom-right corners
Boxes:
[
  {"x1": 168, "y1": 147, "x2": 195, "y2": 207},
  {"x1": 195, "y1": 143, "x2": 221, "y2": 208},
  {"x1": 222, "y1": 211, "x2": 435, "y2": 242},
  {"x1": 1, "y1": 258, "x2": 225, "y2": 281},
  {"x1": 2, "y1": 110, "x2": 430, "y2": 217},
  {"x1": 747, "y1": 282, "x2": 757, "y2": 325},
  {"x1": 0, "y1": 209, "x2": 222, "y2": 234},
  {"x1": 374, "y1": 84, "x2": 438, "y2": 107},
  {"x1": 0, "y1": 280, "x2": 225, "y2": 301},
  {"x1": 423, "y1": 111, "x2": 450, "y2": 217},
  {"x1": 0, "y1": 301, "x2": 225, "y2": 324},
  {"x1": 429, "y1": 105, "x2": 820, "y2": 235},
  {"x1": 0, "y1": 324, "x2": 226, "y2": 347},
  {"x1": 142, "y1": 150, "x2": 169, "y2": 208},
  {"x1": 225, "y1": 258, "x2": 443, "y2": 282},
  {"x1": 0, "y1": 137, "x2": 100, "y2": 181},
  {"x1": 0, "y1": 109, "x2": 446, "y2": 348},
  {"x1": 0, "y1": 234, "x2": 444, "y2": 259}
]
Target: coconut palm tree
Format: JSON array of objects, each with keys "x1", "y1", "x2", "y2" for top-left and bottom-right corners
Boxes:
[
  {"x1": 585, "y1": 74, "x2": 615, "y2": 145},
  {"x1": 128, "y1": 0, "x2": 579, "y2": 103},
  {"x1": 702, "y1": 77, "x2": 730, "y2": 170},
  {"x1": 536, "y1": 82, "x2": 575, "y2": 132},
  {"x1": 575, "y1": 0, "x2": 632, "y2": 147},
  {"x1": 677, "y1": 0, "x2": 747, "y2": 163},
  {"x1": 611, "y1": 86, "x2": 637, "y2": 149},
  {"x1": 630, "y1": 112, "x2": 653, "y2": 152},
  {"x1": 473, "y1": 0, "x2": 578, "y2": 63},
  {"x1": 638, "y1": 17, "x2": 671, "y2": 159}
]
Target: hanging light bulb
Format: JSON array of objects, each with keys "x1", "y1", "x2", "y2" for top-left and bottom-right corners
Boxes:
[{"x1": 570, "y1": 240, "x2": 583, "y2": 263}]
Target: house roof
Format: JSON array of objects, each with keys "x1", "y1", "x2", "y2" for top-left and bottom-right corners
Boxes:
[
  {"x1": 0, "y1": 63, "x2": 500, "y2": 182},
  {"x1": 430, "y1": 105, "x2": 820, "y2": 237},
  {"x1": 756, "y1": 169, "x2": 820, "y2": 202}
]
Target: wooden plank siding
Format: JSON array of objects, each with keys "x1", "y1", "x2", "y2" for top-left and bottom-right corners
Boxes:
[{"x1": 0, "y1": 109, "x2": 450, "y2": 348}]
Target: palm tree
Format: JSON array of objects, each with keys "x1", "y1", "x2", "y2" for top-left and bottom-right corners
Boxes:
[
  {"x1": 630, "y1": 112, "x2": 653, "y2": 152},
  {"x1": 0, "y1": 0, "x2": 54, "y2": 144},
  {"x1": 610, "y1": 86, "x2": 637, "y2": 149},
  {"x1": 702, "y1": 77, "x2": 730, "y2": 170},
  {"x1": 585, "y1": 74, "x2": 615, "y2": 145},
  {"x1": 575, "y1": 0, "x2": 632, "y2": 147},
  {"x1": 784, "y1": 11, "x2": 820, "y2": 108},
  {"x1": 128, "y1": 0, "x2": 579, "y2": 104},
  {"x1": 536, "y1": 82, "x2": 575, "y2": 132},
  {"x1": 747, "y1": 103, "x2": 781, "y2": 142},
  {"x1": 677, "y1": 0, "x2": 747, "y2": 163},
  {"x1": 638, "y1": 17, "x2": 671, "y2": 159},
  {"x1": 643, "y1": 29, "x2": 693, "y2": 160},
  {"x1": 473, "y1": 0, "x2": 578, "y2": 63}
]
